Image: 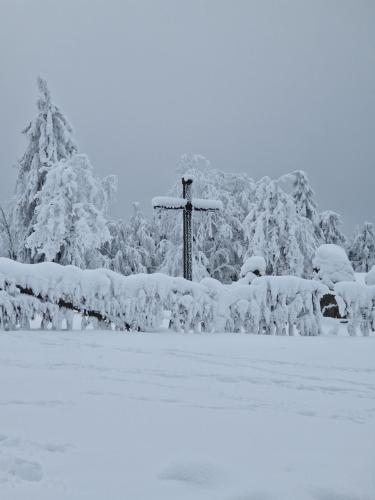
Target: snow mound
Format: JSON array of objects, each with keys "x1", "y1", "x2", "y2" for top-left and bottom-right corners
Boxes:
[
  {"x1": 0, "y1": 455, "x2": 43, "y2": 482},
  {"x1": 313, "y1": 244, "x2": 355, "y2": 289},
  {"x1": 365, "y1": 265, "x2": 375, "y2": 286},
  {"x1": 239, "y1": 256, "x2": 266, "y2": 284},
  {"x1": 158, "y1": 459, "x2": 221, "y2": 487}
]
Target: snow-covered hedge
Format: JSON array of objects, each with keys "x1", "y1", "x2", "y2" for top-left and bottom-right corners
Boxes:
[
  {"x1": 0, "y1": 258, "x2": 331, "y2": 335},
  {"x1": 334, "y1": 282, "x2": 375, "y2": 336}
]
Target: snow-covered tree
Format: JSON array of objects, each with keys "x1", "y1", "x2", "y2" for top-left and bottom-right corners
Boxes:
[
  {"x1": 348, "y1": 222, "x2": 375, "y2": 272},
  {"x1": 12, "y1": 77, "x2": 78, "y2": 261},
  {"x1": 106, "y1": 202, "x2": 156, "y2": 275},
  {"x1": 318, "y1": 210, "x2": 346, "y2": 246},
  {"x1": 291, "y1": 170, "x2": 322, "y2": 242},
  {"x1": 25, "y1": 154, "x2": 116, "y2": 267},
  {"x1": 292, "y1": 171, "x2": 319, "y2": 223},
  {"x1": 243, "y1": 177, "x2": 319, "y2": 277},
  {"x1": 243, "y1": 177, "x2": 305, "y2": 276}
]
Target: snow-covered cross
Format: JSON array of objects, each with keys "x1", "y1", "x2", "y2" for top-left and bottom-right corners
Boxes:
[{"x1": 152, "y1": 177, "x2": 222, "y2": 280}]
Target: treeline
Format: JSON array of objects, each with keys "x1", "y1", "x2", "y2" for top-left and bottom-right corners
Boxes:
[{"x1": 1, "y1": 79, "x2": 374, "y2": 281}]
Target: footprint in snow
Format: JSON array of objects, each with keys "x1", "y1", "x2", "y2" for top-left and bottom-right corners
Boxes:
[
  {"x1": 158, "y1": 459, "x2": 221, "y2": 487},
  {"x1": 0, "y1": 455, "x2": 43, "y2": 482}
]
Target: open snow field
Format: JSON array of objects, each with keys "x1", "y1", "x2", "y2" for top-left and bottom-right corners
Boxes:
[{"x1": 0, "y1": 331, "x2": 374, "y2": 500}]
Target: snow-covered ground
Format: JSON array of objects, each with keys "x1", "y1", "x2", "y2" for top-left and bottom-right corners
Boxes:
[{"x1": 0, "y1": 330, "x2": 374, "y2": 500}]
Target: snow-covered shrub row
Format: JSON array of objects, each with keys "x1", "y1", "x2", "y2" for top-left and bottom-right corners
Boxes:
[
  {"x1": 0, "y1": 274, "x2": 64, "y2": 331},
  {"x1": 0, "y1": 258, "x2": 327, "y2": 335},
  {"x1": 334, "y1": 282, "x2": 375, "y2": 336},
  {"x1": 209, "y1": 276, "x2": 326, "y2": 336},
  {"x1": 0, "y1": 257, "x2": 212, "y2": 332}
]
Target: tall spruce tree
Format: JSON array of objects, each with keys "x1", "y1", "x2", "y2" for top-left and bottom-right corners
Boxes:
[
  {"x1": 12, "y1": 77, "x2": 78, "y2": 261},
  {"x1": 318, "y1": 210, "x2": 346, "y2": 246},
  {"x1": 243, "y1": 177, "x2": 305, "y2": 276},
  {"x1": 348, "y1": 222, "x2": 375, "y2": 272},
  {"x1": 25, "y1": 154, "x2": 116, "y2": 267},
  {"x1": 292, "y1": 170, "x2": 319, "y2": 223}
]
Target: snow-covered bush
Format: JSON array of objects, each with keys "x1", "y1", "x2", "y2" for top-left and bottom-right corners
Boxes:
[
  {"x1": 334, "y1": 282, "x2": 375, "y2": 336},
  {"x1": 249, "y1": 276, "x2": 326, "y2": 336},
  {"x1": 313, "y1": 244, "x2": 355, "y2": 289},
  {"x1": 238, "y1": 256, "x2": 266, "y2": 284}
]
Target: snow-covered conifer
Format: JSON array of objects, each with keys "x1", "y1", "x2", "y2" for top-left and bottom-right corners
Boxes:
[
  {"x1": 107, "y1": 202, "x2": 156, "y2": 275},
  {"x1": 348, "y1": 222, "x2": 375, "y2": 272},
  {"x1": 318, "y1": 210, "x2": 346, "y2": 246},
  {"x1": 26, "y1": 154, "x2": 116, "y2": 267},
  {"x1": 243, "y1": 177, "x2": 306, "y2": 276},
  {"x1": 12, "y1": 78, "x2": 78, "y2": 261},
  {"x1": 292, "y1": 170, "x2": 319, "y2": 224}
]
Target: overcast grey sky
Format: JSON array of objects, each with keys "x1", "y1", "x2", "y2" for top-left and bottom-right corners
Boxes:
[{"x1": 0, "y1": 0, "x2": 374, "y2": 233}]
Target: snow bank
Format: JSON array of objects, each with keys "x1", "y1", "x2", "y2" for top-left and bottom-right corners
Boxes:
[
  {"x1": 313, "y1": 244, "x2": 355, "y2": 289},
  {"x1": 0, "y1": 258, "x2": 332, "y2": 335},
  {"x1": 365, "y1": 265, "x2": 375, "y2": 286}
]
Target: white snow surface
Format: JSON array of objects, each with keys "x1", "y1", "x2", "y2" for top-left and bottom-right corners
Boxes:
[
  {"x1": 0, "y1": 330, "x2": 374, "y2": 500},
  {"x1": 365, "y1": 265, "x2": 375, "y2": 286}
]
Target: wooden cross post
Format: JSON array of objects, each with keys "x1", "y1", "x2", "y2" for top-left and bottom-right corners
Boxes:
[{"x1": 152, "y1": 177, "x2": 222, "y2": 280}]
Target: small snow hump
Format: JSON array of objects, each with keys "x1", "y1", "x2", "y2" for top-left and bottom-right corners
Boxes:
[
  {"x1": 0, "y1": 455, "x2": 43, "y2": 482},
  {"x1": 239, "y1": 256, "x2": 266, "y2": 284},
  {"x1": 158, "y1": 459, "x2": 221, "y2": 487},
  {"x1": 313, "y1": 244, "x2": 355, "y2": 289}
]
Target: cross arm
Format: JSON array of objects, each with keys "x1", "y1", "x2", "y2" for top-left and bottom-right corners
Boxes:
[
  {"x1": 192, "y1": 198, "x2": 223, "y2": 211},
  {"x1": 152, "y1": 196, "x2": 186, "y2": 210},
  {"x1": 152, "y1": 196, "x2": 222, "y2": 212}
]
